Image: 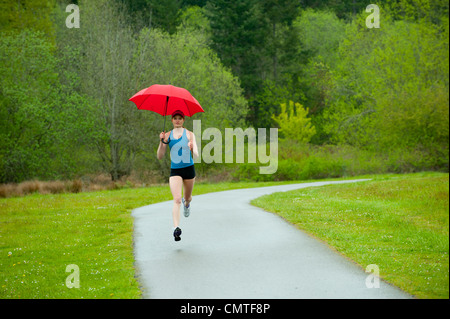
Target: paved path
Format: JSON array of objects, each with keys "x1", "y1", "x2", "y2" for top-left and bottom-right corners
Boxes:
[{"x1": 132, "y1": 180, "x2": 411, "y2": 299}]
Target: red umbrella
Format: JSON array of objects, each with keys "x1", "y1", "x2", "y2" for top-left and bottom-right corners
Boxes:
[{"x1": 129, "y1": 84, "x2": 204, "y2": 140}]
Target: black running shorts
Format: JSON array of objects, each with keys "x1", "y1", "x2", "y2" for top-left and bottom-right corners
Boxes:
[{"x1": 170, "y1": 165, "x2": 196, "y2": 180}]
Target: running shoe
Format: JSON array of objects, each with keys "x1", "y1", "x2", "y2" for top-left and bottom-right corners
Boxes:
[
  {"x1": 182, "y1": 198, "x2": 191, "y2": 218},
  {"x1": 173, "y1": 227, "x2": 182, "y2": 241}
]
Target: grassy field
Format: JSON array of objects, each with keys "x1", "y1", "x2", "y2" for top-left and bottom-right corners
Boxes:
[
  {"x1": 1, "y1": 173, "x2": 448, "y2": 298},
  {"x1": 0, "y1": 179, "x2": 298, "y2": 298},
  {"x1": 252, "y1": 172, "x2": 449, "y2": 299}
]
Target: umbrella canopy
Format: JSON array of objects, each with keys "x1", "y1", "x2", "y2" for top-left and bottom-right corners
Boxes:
[{"x1": 129, "y1": 84, "x2": 204, "y2": 117}]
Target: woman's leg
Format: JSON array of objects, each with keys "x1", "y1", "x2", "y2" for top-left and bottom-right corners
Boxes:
[
  {"x1": 169, "y1": 176, "x2": 183, "y2": 228},
  {"x1": 183, "y1": 177, "x2": 195, "y2": 207}
]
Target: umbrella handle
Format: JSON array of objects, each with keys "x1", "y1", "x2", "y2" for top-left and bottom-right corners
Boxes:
[{"x1": 161, "y1": 98, "x2": 170, "y2": 144}]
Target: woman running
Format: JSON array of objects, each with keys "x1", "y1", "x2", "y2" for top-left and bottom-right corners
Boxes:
[{"x1": 157, "y1": 110, "x2": 199, "y2": 241}]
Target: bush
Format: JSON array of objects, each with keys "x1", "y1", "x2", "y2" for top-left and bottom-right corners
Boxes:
[
  {"x1": 230, "y1": 139, "x2": 448, "y2": 183},
  {"x1": 70, "y1": 179, "x2": 83, "y2": 193},
  {"x1": 299, "y1": 156, "x2": 345, "y2": 180},
  {"x1": 275, "y1": 159, "x2": 303, "y2": 181},
  {"x1": 17, "y1": 180, "x2": 42, "y2": 195},
  {"x1": 272, "y1": 101, "x2": 316, "y2": 143}
]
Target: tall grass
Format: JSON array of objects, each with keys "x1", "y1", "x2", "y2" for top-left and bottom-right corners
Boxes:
[
  {"x1": 0, "y1": 173, "x2": 157, "y2": 198},
  {"x1": 0, "y1": 180, "x2": 83, "y2": 198}
]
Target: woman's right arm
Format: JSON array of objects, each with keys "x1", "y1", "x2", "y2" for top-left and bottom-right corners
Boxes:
[{"x1": 157, "y1": 131, "x2": 169, "y2": 160}]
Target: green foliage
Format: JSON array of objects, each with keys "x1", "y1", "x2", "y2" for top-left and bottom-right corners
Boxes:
[
  {"x1": 0, "y1": 0, "x2": 448, "y2": 183},
  {"x1": 0, "y1": 29, "x2": 97, "y2": 183},
  {"x1": 294, "y1": 8, "x2": 345, "y2": 67},
  {"x1": 247, "y1": 79, "x2": 304, "y2": 130},
  {"x1": 386, "y1": 0, "x2": 449, "y2": 25},
  {"x1": 323, "y1": 9, "x2": 449, "y2": 171},
  {"x1": 0, "y1": 0, "x2": 249, "y2": 183},
  {"x1": 298, "y1": 0, "x2": 370, "y2": 19},
  {"x1": 132, "y1": 27, "x2": 248, "y2": 131},
  {"x1": 148, "y1": 0, "x2": 182, "y2": 35},
  {"x1": 272, "y1": 101, "x2": 316, "y2": 142},
  {"x1": 0, "y1": 0, "x2": 56, "y2": 38},
  {"x1": 232, "y1": 139, "x2": 447, "y2": 183},
  {"x1": 178, "y1": 5, "x2": 211, "y2": 34},
  {"x1": 132, "y1": 25, "x2": 249, "y2": 176},
  {"x1": 233, "y1": 156, "x2": 346, "y2": 182},
  {"x1": 205, "y1": 0, "x2": 268, "y2": 95},
  {"x1": 116, "y1": 0, "x2": 182, "y2": 34},
  {"x1": 292, "y1": 8, "x2": 346, "y2": 144}
]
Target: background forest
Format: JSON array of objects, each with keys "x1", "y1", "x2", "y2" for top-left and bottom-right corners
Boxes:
[{"x1": 0, "y1": 0, "x2": 448, "y2": 188}]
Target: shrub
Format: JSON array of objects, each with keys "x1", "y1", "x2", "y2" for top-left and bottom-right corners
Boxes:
[
  {"x1": 274, "y1": 159, "x2": 303, "y2": 181},
  {"x1": 272, "y1": 101, "x2": 316, "y2": 143},
  {"x1": 71, "y1": 179, "x2": 83, "y2": 193},
  {"x1": 41, "y1": 181, "x2": 66, "y2": 194},
  {"x1": 299, "y1": 156, "x2": 345, "y2": 180},
  {"x1": 0, "y1": 183, "x2": 20, "y2": 198},
  {"x1": 17, "y1": 180, "x2": 42, "y2": 195}
]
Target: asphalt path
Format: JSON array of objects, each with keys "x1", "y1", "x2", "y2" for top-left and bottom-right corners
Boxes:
[{"x1": 132, "y1": 180, "x2": 412, "y2": 299}]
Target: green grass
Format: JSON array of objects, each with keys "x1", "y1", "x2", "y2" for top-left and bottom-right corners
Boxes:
[
  {"x1": 0, "y1": 179, "x2": 299, "y2": 299},
  {"x1": 2, "y1": 173, "x2": 448, "y2": 298},
  {"x1": 251, "y1": 172, "x2": 449, "y2": 299}
]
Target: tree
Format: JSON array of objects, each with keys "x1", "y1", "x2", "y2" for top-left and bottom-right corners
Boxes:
[
  {"x1": 116, "y1": 0, "x2": 182, "y2": 34},
  {"x1": 0, "y1": 0, "x2": 56, "y2": 38},
  {"x1": 299, "y1": 0, "x2": 370, "y2": 19},
  {"x1": 51, "y1": 0, "x2": 248, "y2": 181},
  {"x1": 178, "y1": 5, "x2": 211, "y2": 35},
  {"x1": 59, "y1": 0, "x2": 138, "y2": 181},
  {"x1": 182, "y1": 0, "x2": 207, "y2": 7},
  {"x1": 292, "y1": 8, "x2": 346, "y2": 144},
  {"x1": 132, "y1": 27, "x2": 248, "y2": 128},
  {"x1": 323, "y1": 8, "x2": 449, "y2": 169},
  {"x1": 115, "y1": 0, "x2": 151, "y2": 31},
  {"x1": 0, "y1": 29, "x2": 96, "y2": 182},
  {"x1": 385, "y1": 0, "x2": 449, "y2": 25},
  {"x1": 294, "y1": 8, "x2": 345, "y2": 68},
  {"x1": 272, "y1": 101, "x2": 316, "y2": 142},
  {"x1": 260, "y1": 0, "x2": 300, "y2": 81},
  {"x1": 205, "y1": 0, "x2": 268, "y2": 96},
  {"x1": 248, "y1": 78, "x2": 305, "y2": 130},
  {"x1": 148, "y1": 0, "x2": 182, "y2": 34},
  {"x1": 130, "y1": 27, "x2": 249, "y2": 175}
]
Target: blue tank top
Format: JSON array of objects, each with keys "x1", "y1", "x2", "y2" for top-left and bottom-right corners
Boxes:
[{"x1": 168, "y1": 129, "x2": 194, "y2": 169}]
